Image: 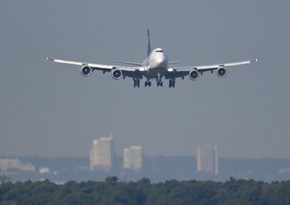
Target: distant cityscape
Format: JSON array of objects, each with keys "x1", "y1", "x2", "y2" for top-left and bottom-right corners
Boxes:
[
  {"x1": 1, "y1": 133, "x2": 290, "y2": 183},
  {"x1": 89, "y1": 134, "x2": 219, "y2": 175}
]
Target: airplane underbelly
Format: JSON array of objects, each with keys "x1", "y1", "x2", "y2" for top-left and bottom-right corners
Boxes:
[{"x1": 148, "y1": 67, "x2": 167, "y2": 78}]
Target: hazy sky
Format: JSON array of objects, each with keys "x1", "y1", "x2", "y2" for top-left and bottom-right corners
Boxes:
[{"x1": 0, "y1": 1, "x2": 290, "y2": 158}]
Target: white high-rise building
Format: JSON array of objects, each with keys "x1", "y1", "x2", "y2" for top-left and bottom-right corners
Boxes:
[
  {"x1": 90, "y1": 134, "x2": 113, "y2": 172},
  {"x1": 196, "y1": 143, "x2": 219, "y2": 175},
  {"x1": 123, "y1": 146, "x2": 142, "y2": 171}
]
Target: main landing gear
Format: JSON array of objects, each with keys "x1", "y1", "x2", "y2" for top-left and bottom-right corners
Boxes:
[
  {"x1": 145, "y1": 80, "x2": 152, "y2": 87},
  {"x1": 133, "y1": 79, "x2": 140, "y2": 88},
  {"x1": 133, "y1": 78, "x2": 175, "y2": 88},
  {"x1": 169, "y1": 79, "x2": 175, "y2": 88},
  {"x1": 157, "y1": 80, "x2": 163, "y2": 87}
]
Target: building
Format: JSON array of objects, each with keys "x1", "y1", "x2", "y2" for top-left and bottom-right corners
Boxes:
[
  {"x1": 123, "y1": 146, "x2": 142, "y2": 171},
  {"x1": 0, "y1": 158, "x2": 35, "y2": 172},
  {"x1": 196, "y1": 143, "x2": 219, "y2": 175},
  {"x1": 90, "y1": 134, "x2": 113, "y2": 172}
]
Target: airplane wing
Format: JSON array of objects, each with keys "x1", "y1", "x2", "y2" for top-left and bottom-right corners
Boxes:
[
  {"x1": 46, "y1": 57, "x2": 145, "y2": 78},
  {"x1": 166, "y1": 58, "x2": 259, "y2": 79},
  {"x1": 173, "y1": 59, "x2": 258, "y2": 72}
]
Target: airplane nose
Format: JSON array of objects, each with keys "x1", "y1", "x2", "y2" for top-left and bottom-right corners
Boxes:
[
  {"x1": 150, "y1": 51, "x2": 168, "y2": 70},
  {"x1": 158, "y1": 55, "x2": 168, "y2": 67},
  {"x1": 156, "y1": 57, "x2": 164, "y2": 65},
  {"x1": 158, "y1": 53, "x2": 167, "y2": 63}
]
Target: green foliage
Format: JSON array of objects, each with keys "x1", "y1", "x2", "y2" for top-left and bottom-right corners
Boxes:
[
  {"x1": 0, "y1": 177, "x2": 290, "y2": 205},
  {"x1": 0, "y1": 174, "x2": 10, "y2": 185}
]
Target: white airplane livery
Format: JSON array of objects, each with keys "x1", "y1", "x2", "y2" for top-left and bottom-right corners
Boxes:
[{"x1": 47, "y1": 29, "x2": 258, "y2": 88}]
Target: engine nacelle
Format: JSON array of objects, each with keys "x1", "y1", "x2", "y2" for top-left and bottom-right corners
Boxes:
[
  {"x1": 217, "y1": 67, "x2": 227, "y2": 78},
  {"x1": 111, "y1": 68, "x2": 122, "y2": 80},
  {"x1": 189, "y1": 69, "x2": 199, "y2": 81},
  {"x1": 80, "y1": 66, "x2": 92, "y2": 77}
]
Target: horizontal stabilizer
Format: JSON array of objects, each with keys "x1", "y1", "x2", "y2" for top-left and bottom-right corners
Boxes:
[
  {"x1": 114, "y1": 60, "x2": 142, "y2": 66},
  {"x1": 168, "y1": 61, "x2": 182, "y2": 65}
]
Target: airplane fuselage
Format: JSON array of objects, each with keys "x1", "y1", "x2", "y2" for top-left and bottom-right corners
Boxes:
[{"x1": 142, "y1": 48, "x2": 168, "y2": 79}]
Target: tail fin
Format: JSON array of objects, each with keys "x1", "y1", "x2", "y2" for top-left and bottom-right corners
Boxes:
[{"x1": 147, "y1": 29, "x2": 152, "y2": 56}]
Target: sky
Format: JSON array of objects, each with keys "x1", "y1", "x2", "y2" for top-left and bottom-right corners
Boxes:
[{"x1": 0, "y1": 0, "x2": 290, "y2": 158}]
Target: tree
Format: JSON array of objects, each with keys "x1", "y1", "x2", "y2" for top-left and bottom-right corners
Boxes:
[
  {"x1": 105, "y1": 176, "x2": 119, "y2": 185},
  {"x1": 0, "y1": 174, "x2": 10, "y2": 184}
]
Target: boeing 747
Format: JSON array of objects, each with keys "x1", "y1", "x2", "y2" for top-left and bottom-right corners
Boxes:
[{"x1": 47, "y1": 29, "x2": 258, "y2": 88}]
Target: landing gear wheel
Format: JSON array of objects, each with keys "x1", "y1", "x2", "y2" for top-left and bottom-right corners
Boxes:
[
  {"x1": 169, "y1": 79, "x2": 175, "y2": 88},
  {"x1": 133, "y1": 79, "x2": 140, "y2": 88},
  {"x1": 145, "y1": 81, "x2": 151, "y2": 87}
]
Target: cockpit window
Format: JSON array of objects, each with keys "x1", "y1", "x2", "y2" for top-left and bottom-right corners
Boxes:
[{"x1": 156, "y1": 49, "x2": 163, "y2": 53}]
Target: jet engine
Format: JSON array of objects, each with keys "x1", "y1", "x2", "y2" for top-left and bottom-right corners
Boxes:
[
  {"x1": 80, "y1": 66, "x2": 92, "y2": 77},
  {"x1": 189, "y1": 69, "x2": 199, "y2": 81},
  {"x1": 217, "y1": 67, "x2": 227, "y2": 78},
  {"x1": 111, "y1": 68, "x2": 122, "y2": 80}
]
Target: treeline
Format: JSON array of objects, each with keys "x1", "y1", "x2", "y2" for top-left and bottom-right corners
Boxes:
[{"x1": 0, "y1": 177, "x2": 290, "y2": 205}]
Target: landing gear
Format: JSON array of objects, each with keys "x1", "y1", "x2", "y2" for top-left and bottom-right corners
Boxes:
[
  {"x1": 156, "y1": 74, "x2": 163, "y2": 87},
  {"x1": 157, "y1": 80, "x2": 163, "y2": 87},
  {"x1": 145, "y1": 80, "x2": 152, "y2": 87},
  {"x1": 169, "y1": 79, "x2": 175, "y2": 88},
  {"x1": 133, "y1": 79, "x2": 140, "y2": 88}
]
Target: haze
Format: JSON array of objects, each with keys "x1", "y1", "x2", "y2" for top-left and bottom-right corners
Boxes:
[{"x1": 0, "y1": 1, "x2": 290, "y2": 158}]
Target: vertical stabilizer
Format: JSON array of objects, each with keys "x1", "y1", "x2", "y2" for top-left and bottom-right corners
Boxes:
[{"x1": 147, "y1": 29, "x2": 152, "y2": 56}]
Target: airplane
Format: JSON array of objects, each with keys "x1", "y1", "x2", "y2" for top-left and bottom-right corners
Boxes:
[{"x1": 46, "y1": 29, "x2": 258, "y2": 88}]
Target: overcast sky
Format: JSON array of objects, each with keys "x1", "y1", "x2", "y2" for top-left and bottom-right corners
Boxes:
[{"x1": 0, "y1": 1, "x2": 290, "y2": 158}]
